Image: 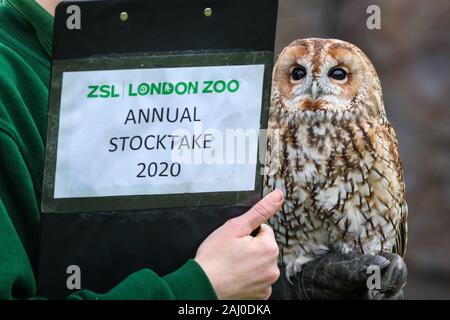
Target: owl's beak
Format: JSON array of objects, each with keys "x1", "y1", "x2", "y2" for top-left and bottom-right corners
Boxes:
[{"x1": 311, "y1": 81, "x2": 322, "y2": 100}]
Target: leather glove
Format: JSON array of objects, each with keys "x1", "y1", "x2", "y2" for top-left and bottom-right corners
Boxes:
[{"x1": 271, "y1": 248, "x2": 407, "y2": 300}]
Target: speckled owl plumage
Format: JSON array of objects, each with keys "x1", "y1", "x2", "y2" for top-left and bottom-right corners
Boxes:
[{"x1": 264, "y1": 38, "x2": 408, "y2": 281}]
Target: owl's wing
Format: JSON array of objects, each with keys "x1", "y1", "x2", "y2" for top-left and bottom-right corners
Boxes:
[
  {"x1": 263, "y1": 127, "x2": 274, "y2": 194},
  {"x1": 394, "y1": 203, "x2": 408, "y2": 258},
  {"x1": 383, "y1": 121, "x2": 408, "y2": 258}
]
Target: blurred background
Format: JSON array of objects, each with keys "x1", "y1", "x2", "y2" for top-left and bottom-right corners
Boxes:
[{"x1": 275, "y1": 0, "x2": 450, "y2": 299}]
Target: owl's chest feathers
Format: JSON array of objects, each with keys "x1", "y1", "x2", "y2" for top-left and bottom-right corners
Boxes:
[{"x1": 269, "y1": 115, "x2": 399, "y2": 253}]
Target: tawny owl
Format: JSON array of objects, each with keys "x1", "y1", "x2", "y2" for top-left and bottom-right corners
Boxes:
[{"x1": 264, "y1": 38, "x2": 408, "y2": 282}]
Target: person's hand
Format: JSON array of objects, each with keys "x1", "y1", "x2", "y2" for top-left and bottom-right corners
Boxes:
[
  {"x1": 284, "y1": 246, "x2": 407, "y2": 300},
  {"x1": 194, "y1": 189, "x2": 284, "y2": 300}
]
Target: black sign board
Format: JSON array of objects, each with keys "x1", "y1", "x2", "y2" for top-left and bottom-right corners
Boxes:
[{"x1": 38, "y1": 0, "x2": 278, "y2": 299}]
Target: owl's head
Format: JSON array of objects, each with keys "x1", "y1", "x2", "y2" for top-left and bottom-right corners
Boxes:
[{"x1": 272, "y1": 38, "x2": 383, "y2": 117}]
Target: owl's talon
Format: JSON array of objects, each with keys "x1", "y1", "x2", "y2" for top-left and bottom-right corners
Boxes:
[
  {"x1": 330, "y1": 242, "x2": 351, "y2": 255},
  {"x1": 293, "y1": 260, "x2": 303, "y2": 274},
  {"x1": 285, "y1": 255, "x2": 314, "y2": 285},
  {"x1": 285, "y1": 262, "x2": 295, "y2": 285}
]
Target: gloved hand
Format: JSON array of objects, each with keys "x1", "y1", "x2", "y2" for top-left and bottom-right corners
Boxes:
[{"x1": 271, "y1": 248, "x2": 407, "y2": 300}]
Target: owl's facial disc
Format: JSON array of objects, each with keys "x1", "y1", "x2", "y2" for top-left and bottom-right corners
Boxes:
[{"x1": 274, "y1": 40, "x2": 368, "y2": 113}]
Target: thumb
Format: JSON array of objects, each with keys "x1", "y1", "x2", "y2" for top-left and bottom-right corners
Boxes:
[{"x1": 231, "y1": 189, "x2": 284, "y2": 237}]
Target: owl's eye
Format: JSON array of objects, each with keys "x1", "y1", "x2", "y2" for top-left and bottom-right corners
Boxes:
[
  {"x1": 328, "y1": 67, "x2": 347, "y2": 81},
  {"x1": 291, "y1": 66, "x2": 307, "y2": 81}
]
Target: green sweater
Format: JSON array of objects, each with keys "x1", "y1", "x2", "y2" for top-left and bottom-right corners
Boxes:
[{"x1": 0, "y1": 0, "x2": 217, "y2": 300}]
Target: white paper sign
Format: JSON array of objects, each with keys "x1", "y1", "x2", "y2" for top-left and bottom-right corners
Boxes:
[{"x1": 54, "y1": 64, "x2": 265, "y2": 198}]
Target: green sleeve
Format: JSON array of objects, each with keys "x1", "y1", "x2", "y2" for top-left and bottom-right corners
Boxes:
[
  {"x1": 70, "y1": 260, "x2": 217, "y2": 300},
  {"x1": 0, "y1": 130, "x2": 217, "y2": 300}
]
